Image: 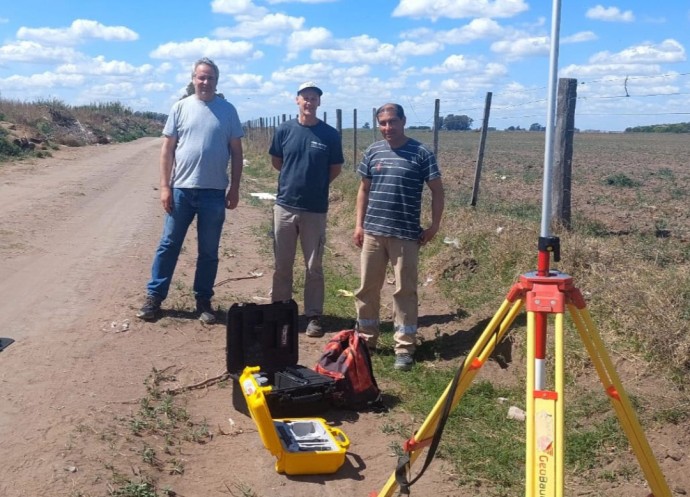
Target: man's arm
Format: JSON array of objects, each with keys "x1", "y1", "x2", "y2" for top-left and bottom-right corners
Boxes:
[
  {"x1": 353, "y1": 177, "x2": 371, "y2": 248},
  {"x1": 271, "y1": 155, "x2": 283, "y2": 171},
  {"x1": 329, "y1": 163, "x2": 343, "y2": 183},
  {"x1": 419, "y1": 177, "x2": 444, "y2": 245},
  {"x1": 159, "y1": 135, "x2": 177, "y2": 214},
  {"x1": 226, "y1": 137, "x2": 244, "y2": 210}
]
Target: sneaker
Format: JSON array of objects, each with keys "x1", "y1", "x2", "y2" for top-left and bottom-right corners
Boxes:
[
  {"x1": 394, "y1": 353, "x2": 415, "y2": 371},
  {"x1": 136, "y1": 295, "x2": 161, "y2": 321},
  {"x1": 305, "y1": 317, "x2": 324, "y2": 337},
  {"x1": 196, "y1": 299, "x2": 216, "y2": 325}
]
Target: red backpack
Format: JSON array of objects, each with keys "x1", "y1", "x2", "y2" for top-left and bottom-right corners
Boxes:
[{"x1": 314, "y1": 328, "x2": 383, "y2": 410}]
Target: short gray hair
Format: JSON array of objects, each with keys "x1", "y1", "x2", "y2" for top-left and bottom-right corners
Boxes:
[{"x1": 192, "y1": 57, "x2": 219, "y2": 81}]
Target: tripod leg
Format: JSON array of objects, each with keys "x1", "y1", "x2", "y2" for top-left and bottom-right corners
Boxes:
[
  {"x1": 568, "y1": 304, "x2": 672, "y2": 497},
  {"x1": 525, "y1": 311, "x2": 565, "y2": 497},
  {"x1": 372, "y1": 297, "x2": 524, "y2": 497}
]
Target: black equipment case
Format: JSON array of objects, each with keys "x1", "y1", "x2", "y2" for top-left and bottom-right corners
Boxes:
[{"x1": 226, "y1": 300, "x2": 336, "y2": 417}]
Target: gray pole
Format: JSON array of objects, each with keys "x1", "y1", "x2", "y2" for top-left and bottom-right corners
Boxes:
[{"x1": 539, "y1": 0, "x2": 563, "y2": 238}]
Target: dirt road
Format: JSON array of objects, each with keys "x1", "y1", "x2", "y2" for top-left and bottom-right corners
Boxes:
[{"x1": 0, "y1": 138, "x2": 168, "y2": 495}]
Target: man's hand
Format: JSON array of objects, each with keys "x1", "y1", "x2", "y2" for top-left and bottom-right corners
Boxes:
[
  {"x1": 160, "y1": 186, "x2": 173, "y2": 214},
  {"x1": 353, "y1": 226, "x2": 365, "y2": 248},
  {"x1": 225, "y1": 188, "x2": 239, "y2": 210},
  {"x1": 419, "y1": 225, "x2": 439, "y2": 245}
]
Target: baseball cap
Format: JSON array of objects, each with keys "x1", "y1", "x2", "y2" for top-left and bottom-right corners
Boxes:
[{"x1": 297, "y1": 81, "x2": 323, "y2": 96}]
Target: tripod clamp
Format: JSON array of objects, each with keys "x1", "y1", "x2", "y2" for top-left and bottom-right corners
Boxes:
[{"x1": 538, "y1": 236, "x2": 560, "y2": 263}]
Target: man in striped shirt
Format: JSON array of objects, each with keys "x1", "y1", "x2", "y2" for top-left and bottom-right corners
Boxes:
[{"x1": 353, "y1": 103, "x2": 445, "y2": 371}]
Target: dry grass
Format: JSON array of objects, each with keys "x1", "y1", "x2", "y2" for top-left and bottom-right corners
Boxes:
[{"x1": 0, "y1": 98, "x2": 165, "y2": 156}]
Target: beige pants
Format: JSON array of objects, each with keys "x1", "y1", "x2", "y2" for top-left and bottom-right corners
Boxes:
[
  {"x1": 355, "y1": 234, "x2": 419, "y2": 355},
  {"x1": 271, "y1": 204, "x2": 326, "y2": 318}
]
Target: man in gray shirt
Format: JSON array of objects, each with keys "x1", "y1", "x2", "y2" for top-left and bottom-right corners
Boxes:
[{"x1": 137, "y1": 57, "x2": 244, "y2": 324}]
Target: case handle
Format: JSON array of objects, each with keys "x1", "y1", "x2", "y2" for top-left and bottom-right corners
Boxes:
[{"x1": 329, "y1": 427, "x2": 350, "y2": 450}]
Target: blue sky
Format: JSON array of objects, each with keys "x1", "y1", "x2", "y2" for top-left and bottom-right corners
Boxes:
[{"x1": 0, "y1": 0, "x2": 688, "y2": 131}]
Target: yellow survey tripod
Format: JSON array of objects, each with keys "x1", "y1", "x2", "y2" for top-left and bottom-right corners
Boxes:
[{"x1": 372, "y1": 236, "x2": 671, "y2": 497}]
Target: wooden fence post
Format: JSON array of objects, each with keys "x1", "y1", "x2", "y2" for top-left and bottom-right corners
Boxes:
[
  {"x1": 353, "y1": 109, "x2": 358, "y2": 170},
  {"x1": 372, "y1": 107, "x2": 377, "y2": 143},
  {"x1": 433, "y1": 99, "x2": 440, "y2": 157},
  {"x1": 551, "y1": 78, "x2": 577, "y2": 230},
  {"x1": 470, "y1": 92, "x2": 492, "y2": 206}
]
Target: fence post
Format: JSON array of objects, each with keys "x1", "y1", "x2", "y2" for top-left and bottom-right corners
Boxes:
[
  {"x1": 433, "y1": 99, "x2": 440, "y2": 157},
  {"x1": 372, "y1": 107, "x2": 377, "y2": 143},
  {"x1": 470, "y1": 92, "x2": 492, "y2": 206},
  {"x1": 551, "y1": 78, "x2": 577, "y2": 230},
  {"x1": 353, "y1": 109, "x2": 358, "y2": 170},
  {"x1": 336, "y1": 109, "x2": 342, "y2": 136}
]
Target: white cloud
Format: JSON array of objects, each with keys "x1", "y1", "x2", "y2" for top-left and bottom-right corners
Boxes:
[
  {"x1": 86, "y1": 81, "x2": 137, "y2": 98},
  {"x1": 562, "y1": 31, "x2": 597, "y2": 44},
  {"x1": 57, "y1": 56, "x2": 154, "y2": 76},
  {"x1": 211, "y1": 0, "x2": 267, "y2": 16},
  {"x1": 393, "y1": 0, "x2": 528, "y2": 21},
  {"x1": 271, "y1": 62, "x2": 335, "y2": 84},
  {"x1": 491, "y1": 36, "x2": 549, "y2": 60},
  {"x1": 150, "y1": 37, "x2": 262, "y2": 62},
  {"x1": 590, "y1": 39, "x2": 685, "y2": 64},
  {"x1": 213, "y1": 13, "x2": 305, "y2": 39},
  {"x1": 287, "y1": 27, "x2": 333, "y2": 57},
  {"x1": 586, "y1": 5, "x2": 635, "y2": 23},
  {"x1": 224, "y1": 72, "x2": 265, "y2": 89},
  {"x1": 311, "y1": 35, "x2": 403, "y2": 66},
  {"x1": 438, "y1": 18, "x2": 504, "y2": 44},
  {"x1": 143, "y1": 82, "x2": 171, "y2": 92},
  {"x1": 422, "y1": 54, "x2": 481, "y2": 74},
  {"x1": 0, "y1": 71, "x2": 84, "y2": 90},
  {"x1": 560, "y1": 62, "x2": 662, "y2": 79},
  {"x1": 396, "y1": 40, "x2": 443, "y2": 57},
  {"x1": 16, "y1": 19, "x2": 138, "y2": 45},
  {"x1": 0, "y1": 41, "x2": 81, "y2": 63}
]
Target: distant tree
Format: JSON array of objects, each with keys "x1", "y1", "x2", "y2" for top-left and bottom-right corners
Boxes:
[
  {"x1": 363, "y1": 122, "x2": 370, "y2": 129},
  {"x1": 625, "y1": 122, "x2": 690, "y2": 133},
  {"x1": 442, "y1": 114, "x2": 473, "y2": 131},
  {"x1": 529, "y1": 122, "x2": 545, "y2": 131}
]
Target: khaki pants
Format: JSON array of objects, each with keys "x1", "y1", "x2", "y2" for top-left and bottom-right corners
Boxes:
[
  {"x1": 355, "y1": 234, "x2": 419, "y2": 355},
  {"x1": 272, "y1": 204, "x2": 326, "y2": 318}
]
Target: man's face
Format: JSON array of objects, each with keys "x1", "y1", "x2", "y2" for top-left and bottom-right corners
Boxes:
[
  {"x1": 193, "y1": 64, "x2": 218, "y2": 101},
  {"x1": 296, "y1": 89, "x2": 321, "y2": 115},
  {"x1": 377, "y1": 110, "x2": 406, "y2": 145}
]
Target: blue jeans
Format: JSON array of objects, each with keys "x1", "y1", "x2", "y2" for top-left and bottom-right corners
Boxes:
[{"x1": 147, "y1": 188, "x2": 226, "y2": 301}]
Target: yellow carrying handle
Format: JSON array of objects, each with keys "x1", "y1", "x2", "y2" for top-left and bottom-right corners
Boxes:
[{"x1": 329, "y1": 427, "x2": 351, "y2": 450}]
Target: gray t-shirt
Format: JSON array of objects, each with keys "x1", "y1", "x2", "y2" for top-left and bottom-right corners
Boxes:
[{"x1": 163, "y1": 95, "x2": 244, "y2": 190}]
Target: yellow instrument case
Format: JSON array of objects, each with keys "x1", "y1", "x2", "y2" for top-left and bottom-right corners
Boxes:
[{"x1": 239, "y1": 366, "x2": 350, "y2": 475}]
